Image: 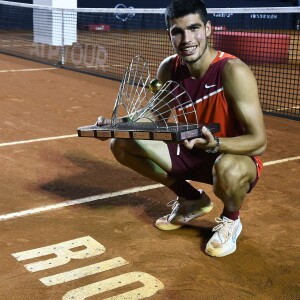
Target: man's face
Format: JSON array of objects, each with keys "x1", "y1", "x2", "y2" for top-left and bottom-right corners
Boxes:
[{"x1": 168, "y1": 13, "x2": 211, "y2": 64}]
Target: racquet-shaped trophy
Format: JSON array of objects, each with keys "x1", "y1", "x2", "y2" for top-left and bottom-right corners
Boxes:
[{"x1": 77, "y1": 55, "x2": 220, "y2": 142}]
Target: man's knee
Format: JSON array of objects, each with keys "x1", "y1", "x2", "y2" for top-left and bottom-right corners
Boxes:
[
  {"x1": 214, "y1": 154, "x2": 241, "y2": 180},
  {"x1": 213, "y1": 154, "x2": 250, "y2": 193}
]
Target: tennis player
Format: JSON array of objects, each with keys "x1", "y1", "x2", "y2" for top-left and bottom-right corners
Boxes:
[{"x1": 97, "y1": 0, "x2": 267, "y2": 257}]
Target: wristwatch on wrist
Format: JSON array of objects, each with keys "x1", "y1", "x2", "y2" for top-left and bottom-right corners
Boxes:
[{"x1": 205, "y1": 136, "x2": 220, "y2": 153}]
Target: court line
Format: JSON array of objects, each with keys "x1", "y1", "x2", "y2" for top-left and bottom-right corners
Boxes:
[
  {"x1": 0, "y1": 134, "x2": 77, "y2": 147},
  {"x1": 0, "y1": 67, "x2": 58, "y2": 73},
  {"x1": 0, "y1": 156, "x2": 299, "y2": 221},
  {"x1": 0, "y1": 184, "x2": 164, "y2": 221},
  {"x1": 263, "y1": 156, "x2": 300, "y2": 166}
]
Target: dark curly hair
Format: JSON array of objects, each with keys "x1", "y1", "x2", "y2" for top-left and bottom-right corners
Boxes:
[{"x1": 165, "y1": 0, "x2": 208, "y2": 28}]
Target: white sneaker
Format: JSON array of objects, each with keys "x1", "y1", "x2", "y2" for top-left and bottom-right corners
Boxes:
[
  {"x1": 155, "y1": 190, "x2": 213, "y2": 231},
  {"x1": 205, "y1": 216, "x2": 242, "y2": 257}
]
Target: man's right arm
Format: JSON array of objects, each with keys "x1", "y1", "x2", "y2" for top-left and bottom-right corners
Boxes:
[
  {"x1": 96, "y1": 116, "x2": 111, "y2": 126},
  {"x1": 156, "y1": 55, "x2": 174, "y2": 83}
]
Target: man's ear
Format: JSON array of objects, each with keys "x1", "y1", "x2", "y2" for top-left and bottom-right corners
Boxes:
[{"x1": 206, "y1": 21, "x2": 212, "y2": 37}]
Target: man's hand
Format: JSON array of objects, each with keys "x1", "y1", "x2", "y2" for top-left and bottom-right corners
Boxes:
[
  {"x1": 183, "y1": 126, "x2": 215, "y2": 150},
  {"x1": 96, "y1": 116, "x2": 111, "y2": 126},
  {"x1": 95, "y1": 116, "x2": 111, "y2": 141}
]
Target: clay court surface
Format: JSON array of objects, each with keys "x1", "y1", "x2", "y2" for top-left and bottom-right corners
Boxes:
[{"x1": 0, "y1": 54, "x2": 299, "y2": 300}]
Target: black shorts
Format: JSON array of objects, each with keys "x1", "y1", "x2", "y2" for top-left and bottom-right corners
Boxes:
[
  {"x1": 167, "y1": 143, "x2": 261, "y2": 193},
  {"x1": 167, "y1": 143, "x2": 219, "y2": 184}
]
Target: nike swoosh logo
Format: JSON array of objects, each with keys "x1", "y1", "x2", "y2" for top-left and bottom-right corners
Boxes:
[
  {"x1": 232, "y1": 223, "x2": 241, "y2": 243},
  {"x1": 205, "y1": 84, "x2": 216, "y2": 89}
]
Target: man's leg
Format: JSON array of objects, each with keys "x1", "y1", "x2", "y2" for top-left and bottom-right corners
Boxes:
[
  {"x1": 212, "y1": 154, "x2": 257, "y2": 214},
  {"x1": 110, "y1": 139, "x2": 213, "y2": 230},
  {"x1": 205, "y1": 154, "x2": 258, "y2": 257},
  {"x1": 111, "y1": 138, "x2": 205, "y2": 200},
  {"x1": 110, "y1": 138, "x2": 174, "y2": 185},
  {"x1": 111, "y1": 138, "x2": 200, "y2": 194}
]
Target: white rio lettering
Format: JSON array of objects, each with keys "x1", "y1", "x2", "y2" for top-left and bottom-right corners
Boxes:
[
  {"x1": 62, "y1": 272, "x2": 164, "y2": 300},
  {"x1": 40, "y1": 257, "x2": 129, "y2": 286},
  {"x1": 12, "y1": 236, "x2": 105, "y2": 272},
  {"x1": 11, "y1": 236, "x2": 164, "y2": 299}
]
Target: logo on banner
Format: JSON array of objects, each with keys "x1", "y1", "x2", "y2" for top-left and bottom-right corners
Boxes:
[{"x1": 114, "y1": 4, "x2": 135, "y2": 22}]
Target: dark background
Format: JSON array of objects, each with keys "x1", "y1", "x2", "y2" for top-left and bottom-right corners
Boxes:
[
  {"x1": 0, "y1": 0, "x2": 299, "y2": 30},
  {"x1": 3, "y1": 0, "x2": 297, "y2": 8},
  {"x1": 76, "y1": 0, "x2": 295, "y2": 8}
]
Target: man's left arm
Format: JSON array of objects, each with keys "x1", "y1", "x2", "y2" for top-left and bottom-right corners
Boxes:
[{"x1": 184, "y1": 59, "x2": 267, "y2": 156}]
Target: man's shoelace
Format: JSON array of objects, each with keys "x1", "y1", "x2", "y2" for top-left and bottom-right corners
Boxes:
[
  {"x1": 166, "y1": 200, "x2": 180, "y2": 222},
  {"x1": 212, "y1": 217, "x2": 236, "y2": 243}
]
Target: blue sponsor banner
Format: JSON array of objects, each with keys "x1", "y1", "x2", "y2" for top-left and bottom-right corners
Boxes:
[
  {"x1": 0, "y1": 0, "x2": 296, "y2": 30},
  {"x1": 209, "y1": 12, "x2": 293, "y2": 30},
  {"x1": 77, "y1": 0, "x2": 295, "y2": 8},
  {"x1": 77, "y1": 0, "x2": 169, "y2": 8},
  {"x1": 79, "y1": 0, "x2": 297, "y2": 30},
  {"x1": 0, "y1": 1, "x2": 33, "y2": 29}
]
